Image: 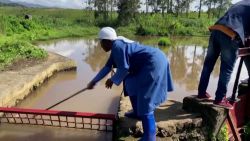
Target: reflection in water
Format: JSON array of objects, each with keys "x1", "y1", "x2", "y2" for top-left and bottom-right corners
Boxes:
[
  {"x1": 5, "y1": 37, "x2": 248, "y2": 141},
  {"x1": 8, "y1": 38, "x2": 119, "y2": 141},
  {"x1": 18, "y1": 38, "x2": 122, "y2": 114},
  {"x1": 19, "y1": 36, "x2": 249, "y2": 104},
  {"x1": 160, "y1": 38, "x2": 248, "y2": 101}
]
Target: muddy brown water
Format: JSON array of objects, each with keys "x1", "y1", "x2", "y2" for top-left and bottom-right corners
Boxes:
[
  {"x1": 1, "y1": 37, "x2": 248, "y2": 141},
  {"x1": 17, "y1": 39, "x2": 122, "y2": 113}
]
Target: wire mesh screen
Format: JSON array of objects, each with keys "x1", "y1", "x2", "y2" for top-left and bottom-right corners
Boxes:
[{"x1": 0, "y1": 107, "x2": 116, "y2": 132}]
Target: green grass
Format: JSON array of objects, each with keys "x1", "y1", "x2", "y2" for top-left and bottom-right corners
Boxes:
[
  {"x1": 244, "y1": 122, "x2": 250, "y2": 139},
  {"x1": 0, "y1": 6, "x2": 215, "y2": 69},
  {"x1": 217, "y1": 124, "x2": 229, "y2": 141},
  {"x1": 0, "y1": 40, "x2": 47, "y2": 69},
  {"x1": 134, "y1": 14, "x2": 215, "y2": 36},
  {"x1": 0, "y1": 7, "x2": 99, "y2": 69},
  {"x1": 158, "y1": 37, "x2": 171, "y2": 46}
]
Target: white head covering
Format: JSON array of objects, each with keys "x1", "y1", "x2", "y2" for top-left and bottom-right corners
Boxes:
[
  {"x1": 99, "y1": 27, "x2": 117, "y2": 40},
  {"x1": 98, "y1": 27, "x2": 134, "y2": 43}
]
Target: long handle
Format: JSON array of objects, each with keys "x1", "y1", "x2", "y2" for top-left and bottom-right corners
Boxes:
[{"x1": 46, "y1": 88, "x2": 88, "y2": 110}]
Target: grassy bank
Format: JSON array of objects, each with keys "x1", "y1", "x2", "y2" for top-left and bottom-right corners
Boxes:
[
  {"x1": 0, "y1": 7, "x2": 99, "y2": 69},
  {"x1": 0, "y1": 6, "x2": 215, "y2": 69},
  {"x1": 0, "y1": 41, "x2": 47, "y2": 69}
]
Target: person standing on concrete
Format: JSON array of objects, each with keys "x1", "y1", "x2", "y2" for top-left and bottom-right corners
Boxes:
[
  {"x1": 87, "y1": 27, "x2": 173, "y2": 141},
  {"x1": 197, "y1": 1, "x2": 250, "y2": 109}
]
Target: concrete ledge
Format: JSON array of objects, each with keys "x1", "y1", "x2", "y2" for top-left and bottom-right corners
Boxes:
[
  {"x1": 0, "y1": 53, "x2": 76, "y2": 107},
  {"x1": 183, "y1": 95, "x2": 227, "y2": 138},
  {"x1": 118, "y1": 96, "x2": 205, "y2": 140}
]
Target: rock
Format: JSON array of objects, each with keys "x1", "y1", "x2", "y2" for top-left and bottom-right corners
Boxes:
[{"x1": 183, "y1": 95, "x2": 227, "y2": 138}]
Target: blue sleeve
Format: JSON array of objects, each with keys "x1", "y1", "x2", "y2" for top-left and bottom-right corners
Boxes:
[
  {"x1": 111, "y1": 69, "x2": 129, "y2": 85},
  {"x1": 110, "y1": 41, "x2": 130, "y2": 85},
  {"x1": 91, "y1": 56, "x2": 113, "y2": 83}
]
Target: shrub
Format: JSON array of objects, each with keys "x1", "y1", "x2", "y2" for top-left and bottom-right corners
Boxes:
[
  {"x1": 217, "y1": 124, "x2": 229, "y2": 141},
  {"x1": 244, "y1": 122, "x2": 250, "y2": 139},
  {"x1": 158, "y1": 37, "x2": 171, "y2": 46},
  {"x1": 0, "y1": 40, "x2": 47, "y2": 68}
]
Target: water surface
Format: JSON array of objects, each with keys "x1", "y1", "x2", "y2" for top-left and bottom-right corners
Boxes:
[{"x1": 1, "y1": 36, "x2": 247, "y2": 141}]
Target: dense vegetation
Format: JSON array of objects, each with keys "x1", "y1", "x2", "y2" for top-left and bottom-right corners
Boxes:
[
  {"x1": 0, "y1": 5, "x2": 217, "y2": 69},
  {"x1": 0, "y1": 7, "x2": 100, "y2": 69},
  {"x1": 0, "y1": 41, "x2": 47, "y2": 68},
  {"x1": 245, "y1": 122, "x2": 250, "y2": 140},
  {"x1": 1, "y1": 1, "x2": 247, "y2": 140}
]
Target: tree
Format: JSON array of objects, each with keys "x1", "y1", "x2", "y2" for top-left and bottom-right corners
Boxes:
[
  {"x1": 91, "y1": 0, "x2": 117, "y2": 23},
  {"x1": 204, "y1": 0, "x2": 213, "y2": 18},
  {"x1": 174, "y1": 0, "x2": 186, "y2": 17},
  {"x1": 148, "y1": 0, "x2": 160, "y2": 13},
  {"x1": 92, "y1": 0, "x2": 109, "y2": 22},
  {"x1": 109, "y1": 0, "x2": 118, "y2": 20},
  {"x1": 146, "y1": 0, "x2": 169, "y2": 16},
  {"x1": 184, "y1": 0, "x2": 194, "y2": 17},
  {"x1": 145, "y1": 0, "x2": 149, "y2": 13},
  {"x1": 168, "y1": 0, "x2": 173, "y2": 13},
  {"x1": 198, "y1": 0, "x2": 203, "y2": 18},
  {"x1": 117, "y1": 0, "x2": 140, "y2": 25},
  {"x1": 204, "y1": 0, "x2": 232, "y2": 18},
  {"x1": 159, "y1": 0, "x2": 169, "y2": 17},
  {"x1": 217, "y1": 0, "x2": 232, "y2": 18}
]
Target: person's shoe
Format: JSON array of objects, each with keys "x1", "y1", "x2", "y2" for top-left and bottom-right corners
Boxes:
[
  {"x1": 197, "y1": 92, "x2": 211, "y2": 100},
  {"x1": 124, "y1": 111, "x2": 140, "y2": 120},
  {"x1": 213, "y1": 98, "x2": 234, "y2": 110}
]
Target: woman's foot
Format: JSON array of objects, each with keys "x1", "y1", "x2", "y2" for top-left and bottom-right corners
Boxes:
[{"x1": 139, "y1": 113, "x2": 156, "y2": 141}]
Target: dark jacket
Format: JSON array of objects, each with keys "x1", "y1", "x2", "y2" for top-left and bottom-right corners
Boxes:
[{"x1": 216, "y1": 0, "x2": 250, "y2": 45}]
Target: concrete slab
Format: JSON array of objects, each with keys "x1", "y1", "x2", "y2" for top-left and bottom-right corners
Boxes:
[{"x1": 0, "y1": 53, "x2": 76, "y2": 107}]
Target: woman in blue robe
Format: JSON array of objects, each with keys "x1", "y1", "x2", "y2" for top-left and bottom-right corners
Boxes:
[{"x1": 87, "y1": 27, "x2": 173, "y2": 141}]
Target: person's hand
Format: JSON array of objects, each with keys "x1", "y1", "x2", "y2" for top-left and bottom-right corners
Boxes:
[
  {"x1": 87, "y1": 81, "x2": 96, "y2": 89},
  {"x1": 105, "y1": 79, "x2": 113, "y2": 89}
]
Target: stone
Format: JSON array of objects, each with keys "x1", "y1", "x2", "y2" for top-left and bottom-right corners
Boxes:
[{"x1": 183, "y1": 95, "x2": 227, "y2": 138}]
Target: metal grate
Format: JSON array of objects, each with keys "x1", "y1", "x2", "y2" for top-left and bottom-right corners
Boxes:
[{"x1": 0, "y1": 107, "x2": 117, "y2": 132}]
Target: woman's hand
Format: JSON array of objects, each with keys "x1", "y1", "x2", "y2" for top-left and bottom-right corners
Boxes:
[
  {"x1": 105, "y1": 79, "x2": 113, "y2": 89},
  {"x1": 87, "y1": 81, "x2": 96, "y2": 89}
]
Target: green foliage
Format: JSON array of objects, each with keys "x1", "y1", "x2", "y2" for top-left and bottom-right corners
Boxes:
[
  {"x1": 244, "y1": 122, "x2": 250, "y2": 138},
  {"x1": 117, "y1": 0, "x2": 140, "y2": 25},
  {"x1": 0, "y1": 40, "x2": 47, "y2": 69},
  {"x1": 0, "y1": 6, "x2": 215, "y2": 70},
  {"x1": 0, "y1": 7, "x2": 101, "y2": 69},
  {"x1": 217, "y1": 124, "x2": 229, "y2": 141},
  {"x1": 135, "y1": 14, "x2": 214, "y2": 36},
  {"x1": 116, "y1": 25, "x2": 137, "y2": 38},
  {"x1": 0, "y1": 16, "x2": 5, "y2": 34},
  {"x1": 158, "y1": 37, "x2": 171, "y2": 46}
]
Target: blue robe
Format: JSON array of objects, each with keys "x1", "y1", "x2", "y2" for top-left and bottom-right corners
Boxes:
[{"x1": 92, "y1": 39, "x2": 173, "y2": 115}]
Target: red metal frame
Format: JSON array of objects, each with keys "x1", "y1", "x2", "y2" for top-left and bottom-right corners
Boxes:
[
  {"x1": 226, "y1": 46, "x2": 250, "y2": 141},
  {"x1": 0, "y1": 107, "x2": 117, "y2": 133}
]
